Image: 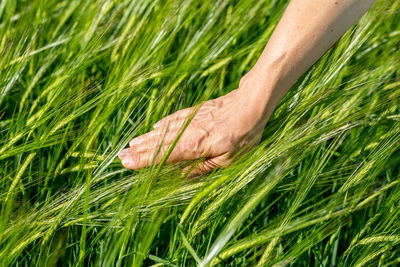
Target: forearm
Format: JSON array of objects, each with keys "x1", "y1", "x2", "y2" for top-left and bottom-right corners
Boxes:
[{"x1": 239, "y1": 0, "x2": 375, "y2": 124}]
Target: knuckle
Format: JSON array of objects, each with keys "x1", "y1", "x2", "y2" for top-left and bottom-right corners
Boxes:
[
  {"x1": 185, "y1": 128, "x2": 210, "y2": 155},
  {"x1": 136, "y1": 146, "x2": 146, "y2": 153},
  {"x1": 205, "y1": 99, "x2": 221, "y2": 110},
  {"x1": 184, "y1": 136, "x2": 199, "y2": 151},
  {"x1": 128, "y1": 147, "x2": 135, "y2": 155},
  {"x1": 206, "y1": 111, "x2": 216, "y2": 121},
  {"x1": 189, "y1": 119, "x2": 199, "y2": 128}
]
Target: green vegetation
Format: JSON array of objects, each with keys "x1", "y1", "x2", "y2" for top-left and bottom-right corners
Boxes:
[{"x1": 1, "y1": 0, "x2": 399, "y2": 266}]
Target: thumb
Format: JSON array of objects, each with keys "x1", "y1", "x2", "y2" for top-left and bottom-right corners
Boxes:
[{"x1": 182, "y1": 154, "x2": 230, "y2": 178}]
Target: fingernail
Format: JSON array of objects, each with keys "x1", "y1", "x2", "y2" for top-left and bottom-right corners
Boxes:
[{"x1": 121, "y1": 158, "x2": 133, "y2": 166}]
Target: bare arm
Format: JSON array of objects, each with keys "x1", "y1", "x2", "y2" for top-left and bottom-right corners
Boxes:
[
  {"x1": 118, "y1": 0, "x2": 376, "y2": 176},
  {"x1": 241, "y1": 0, "x2": 376, "y2": 124}
]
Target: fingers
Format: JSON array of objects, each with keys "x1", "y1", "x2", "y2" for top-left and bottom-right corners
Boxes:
[
  {"x1": 119, "y1": 106, "x2": 215, "y2": 171},
  {"x1": 118, "y1": 149, "x2": 136, "y2": 169},
  {"x1": 118, "y1": 145, "x2": 169, "y2": 169},
  {"x1": 119, "y1": 130, "x2": 206, "y2": 170}
]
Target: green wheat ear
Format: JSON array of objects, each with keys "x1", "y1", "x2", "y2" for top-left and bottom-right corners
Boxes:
[{"x1": 0, "y1": 0, "x2": 399, "y2": 266}]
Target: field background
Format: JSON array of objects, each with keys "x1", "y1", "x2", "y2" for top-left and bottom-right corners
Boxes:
[{"x1": 1, "y1": 0, "x2": 400, "y2": 266}]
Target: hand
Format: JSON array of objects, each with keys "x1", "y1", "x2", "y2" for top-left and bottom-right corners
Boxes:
[{"x1": 118, "y1": 84, "x2": 269, "y2": 177}]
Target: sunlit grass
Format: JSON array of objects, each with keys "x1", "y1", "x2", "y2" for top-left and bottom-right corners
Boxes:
[{"x1": 0, "y1": 0, "x2": 399, "y2": 266}]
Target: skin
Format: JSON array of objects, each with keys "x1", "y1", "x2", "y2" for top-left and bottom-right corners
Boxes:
[{"x1": 118, "y1": 0, "x2": 376, "y2": 177}]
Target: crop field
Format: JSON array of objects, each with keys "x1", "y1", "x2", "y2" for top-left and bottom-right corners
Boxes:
[{"x1": 1, "y1": 0, "x2": 400, "y2": 266}]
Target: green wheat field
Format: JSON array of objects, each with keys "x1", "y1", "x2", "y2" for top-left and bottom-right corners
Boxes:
[{"x1": 1, "y1": 0, "x2": 400, "y2": 266}]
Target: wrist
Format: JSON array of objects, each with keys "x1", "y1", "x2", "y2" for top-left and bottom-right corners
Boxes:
[{"x1": 236, "y1": 65, "x2": 288, "y2": 125}]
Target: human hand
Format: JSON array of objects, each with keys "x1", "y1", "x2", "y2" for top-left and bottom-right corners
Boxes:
[
  {"x1": 117, "y1": 0, "x2": 377, "y2": 177},
  {"x1": 118, "y1": 81, "x2": 271, "y2": 177}
]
